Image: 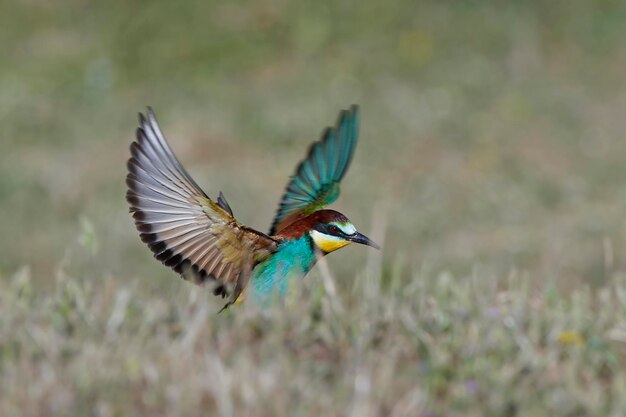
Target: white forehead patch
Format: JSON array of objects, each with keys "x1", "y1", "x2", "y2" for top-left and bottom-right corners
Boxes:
[{"x1": 334, "y1": 222, "x2": 356, "y2": 235}]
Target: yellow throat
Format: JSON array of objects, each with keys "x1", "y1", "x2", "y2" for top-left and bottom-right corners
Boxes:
[{"x1": 310, "y1": 230, "x2": 351, "y2": 253}]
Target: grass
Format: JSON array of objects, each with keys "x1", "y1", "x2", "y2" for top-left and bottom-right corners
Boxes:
[
  {"x1": 3, "y1": 0, "x2": 626, "y2": 415},
  {"x1": 3, "y1": 240, "x2": 626, "y2": 416}
]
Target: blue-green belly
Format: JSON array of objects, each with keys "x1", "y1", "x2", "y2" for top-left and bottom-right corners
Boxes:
[{"x1": 249, "y1": 235, "x2": 317, "y2": 301}]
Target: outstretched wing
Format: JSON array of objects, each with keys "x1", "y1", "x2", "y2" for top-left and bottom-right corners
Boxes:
[
  {"x1": 126, "y1": 108, "x2": 278, "y2": 307},
  {"x1": 269, "y1": 105, "x2": 360, "y2": 235}
]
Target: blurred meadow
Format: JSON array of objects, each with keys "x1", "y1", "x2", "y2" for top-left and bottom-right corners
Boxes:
[{"x1": 3, "y1": 0, "x2": 626, "y2": 415}]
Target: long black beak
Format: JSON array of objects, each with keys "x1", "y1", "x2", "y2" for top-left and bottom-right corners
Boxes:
[{"x1": 350, "y1": 232, "x2": 380, "y2": 250}]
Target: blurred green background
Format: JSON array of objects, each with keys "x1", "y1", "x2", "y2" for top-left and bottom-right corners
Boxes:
[
  {"x1": 3, "y1": 0, "x2": 626, "y2": 416},
  {"x1": 4, "y1": 0, "x2": 626, "y2": 283}
]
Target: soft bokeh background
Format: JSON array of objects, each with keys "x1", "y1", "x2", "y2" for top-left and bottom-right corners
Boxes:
[{"x1": 3, "y1": 1, "x2": 626, "y2": 416}]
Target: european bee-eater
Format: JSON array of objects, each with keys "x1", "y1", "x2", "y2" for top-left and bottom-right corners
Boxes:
[{"x1": 126, "y1": 105, "x2": 378, "y2": 310}]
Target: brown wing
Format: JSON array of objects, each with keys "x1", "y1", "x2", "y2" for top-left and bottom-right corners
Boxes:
[{"x1": 126, "y1": 108, "x2": 278, "y2": 306}]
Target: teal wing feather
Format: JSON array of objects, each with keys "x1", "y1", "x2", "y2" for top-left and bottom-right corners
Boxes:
[{"x1": 269, "y1": 105, "x2": 360, "y2": 235}]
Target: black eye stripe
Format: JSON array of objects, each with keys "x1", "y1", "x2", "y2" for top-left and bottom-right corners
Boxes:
[
  {"x1": 330, "y1": 224, "x2": 352, "y2": 237},
  {"x1": 313, "y1": 222, "x2": 354, "y2": 237}
]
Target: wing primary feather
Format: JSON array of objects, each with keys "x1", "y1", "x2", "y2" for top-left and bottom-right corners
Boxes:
[
  {"x1": 139, "y1": 112, "x2": 205, "y2": 196},
  {"x1": 133, "y1": 214, "x2": 199, "y2": 224},
  {"x1": 322, "y1": 128, "x2": 337, "y2": 181},
  {"x1": 194, "y1": 242, "x2": 220, "y2": 269},
  {"x1": 126, "y1": 176, "x2": 190, "y2": 205},
  {"x1": 127, "y1": 193, "x2": 190, "y2": 211},
  {"x1": 147, "y1": 224, "x2": 205, "y2": 243},
  {"x1": 136, "y1": 125, "x2": 199, "y2": 198},
  {"x1": 198, "y1": 246, "x2": 221, "y2": 271},
  {"x1": 129, "y1": 142, "x2": 194, "y2": 200},
  {"x1": 145, "y1": 108, "x2": 205, "y2": 192},
  {"x1": 287, "y1": 176, "x2": 316, "y2": 199},
  {"x1": 311, "y1": 144, "x2": 328, "y2": 184},
  {"x1": 136, "y1": 219, "x2": 198, "y2": 234},
  {"x1": 304, "y1": 144, "x2": 321, "y2": 180},
  {"x1": 135, "y1": 126, "x2": 185, "y2": 187},
  {"x1": 300, "y1": 160, "x2": 319, "y2": 190},
  {"x1": 150, "y1": 229, "x2": 208, "y2": 257}
]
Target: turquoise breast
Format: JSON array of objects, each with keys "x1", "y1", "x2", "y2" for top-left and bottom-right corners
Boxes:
[{"x1": 249, "y1": 234, "x2": 318, "y2": 301}]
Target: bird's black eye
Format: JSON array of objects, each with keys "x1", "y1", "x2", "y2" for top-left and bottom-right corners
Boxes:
[{"x1": 329, "y1": 225, "x2": 340, "y2": 234}]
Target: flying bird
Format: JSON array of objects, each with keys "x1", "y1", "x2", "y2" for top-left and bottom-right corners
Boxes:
[{"x1": 126, "y1": 105, "x2": 378, "y2": 310}]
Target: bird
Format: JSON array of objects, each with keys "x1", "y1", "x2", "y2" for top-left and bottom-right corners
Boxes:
[{"x1": 126, "y1": 105, "x2": 378, "y2": 310}]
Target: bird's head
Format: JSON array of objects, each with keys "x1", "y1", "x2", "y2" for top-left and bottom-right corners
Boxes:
[{"x1": 307, "y1": 210, "x2": 380, "y2": 254}]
